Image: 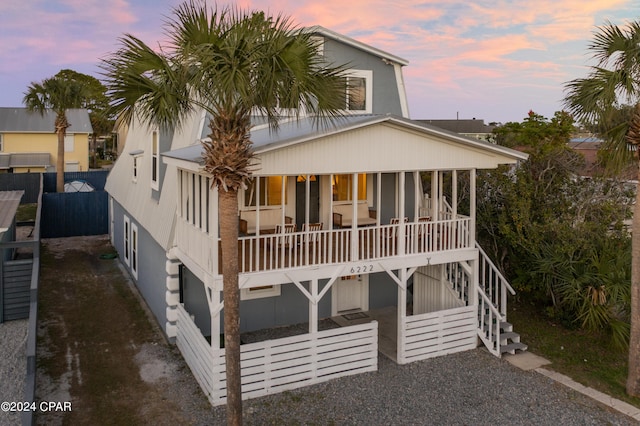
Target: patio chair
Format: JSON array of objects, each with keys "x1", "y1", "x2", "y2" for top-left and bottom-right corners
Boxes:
[
  {"x1": 302, "y1": 222, "x2": 323, "y2": 243},
  {"x1": 274, "y1": 223, "x2": 297, "y2": 248}
]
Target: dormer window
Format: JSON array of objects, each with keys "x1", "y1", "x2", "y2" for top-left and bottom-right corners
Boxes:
[{"x1": 343, "y1": 70, "x2": 372, "y2": 113}]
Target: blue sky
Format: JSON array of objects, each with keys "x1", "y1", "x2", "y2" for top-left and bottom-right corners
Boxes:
[{"x1": 1, "y1": 0, "x2": 638, "y2": 124}]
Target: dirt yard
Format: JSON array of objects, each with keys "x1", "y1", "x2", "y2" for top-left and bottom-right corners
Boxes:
[{"x1": 36, "y1": 236, "x2": 214, "y2": 425}]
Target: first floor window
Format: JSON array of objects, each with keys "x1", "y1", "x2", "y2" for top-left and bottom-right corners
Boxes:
[
  {"x1": 131, "y1": 223, "x2": 138, "y2": 279},
  {"x1": 123, "y1": 215, "x2": 130, "y2": 266},
  {"x1": 241, "y1": 284, "x2": 281, "y2": 300}
]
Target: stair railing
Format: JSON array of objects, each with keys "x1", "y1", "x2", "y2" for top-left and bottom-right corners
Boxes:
[
  {"x1": 476, "y1": 242, "x2": 514, "y2": 317},
  {"x1": 477, "y1": 287, "x2": 503, "y2": 357}
]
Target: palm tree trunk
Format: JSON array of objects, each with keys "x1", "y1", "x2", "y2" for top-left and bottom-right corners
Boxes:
[
  {"x1": 627, "y1": 162, "x2": 640, "y2": 397},
  {"x1": 56, "y1": 129, "x2": 65, "y2": 193},
  {"x1": 219, "y1": 189, "x2": 243, "y2": 424}
]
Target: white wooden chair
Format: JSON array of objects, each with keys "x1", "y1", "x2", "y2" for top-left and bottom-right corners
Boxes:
[{"x1": 274, "y1": 223, "x2": 297, "y2": 248}]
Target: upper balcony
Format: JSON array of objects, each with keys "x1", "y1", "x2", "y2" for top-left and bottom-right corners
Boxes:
[{"x1": 231, "y1": 214, "x2": 470, "y2": 274}]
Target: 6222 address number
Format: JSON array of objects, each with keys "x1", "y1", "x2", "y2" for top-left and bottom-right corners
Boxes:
[{"x1": 350, "y1": 264, "x2": 373, "y2": 274}]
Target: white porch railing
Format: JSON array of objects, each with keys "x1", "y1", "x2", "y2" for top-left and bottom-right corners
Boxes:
[
  {"x1": 476, "y1": 243, "x2": 514, "y2": 317},
  {"x1": 475, "y1": 242, "x2": 516, "y2": 356},
  {"x1": 398, "y1": 305, "x2": 477, "y2": 364},
  {"x1": 234, "y1": 218, "x2": 470, "y2": 274},
  {"x1": 176, "y1": 304, "x2": 378, "y2": 407},
  {"x1": 477, "y1": 289, "x2": 504, "y2": 357}
]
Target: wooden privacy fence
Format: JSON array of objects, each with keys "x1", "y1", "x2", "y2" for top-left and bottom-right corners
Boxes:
[
  {"x1": 398, "y1": 305, "x2": 477, "y2": 364},
  {"x1": 41, "y1": 191, "x2": 108, "y2": 238},
  {"x1": 176, "y1": 304, "x2": 378, "y2": 406}
]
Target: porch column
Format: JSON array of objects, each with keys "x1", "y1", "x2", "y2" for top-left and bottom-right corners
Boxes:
[
  {"x1": 351, "y1": 173, "x2": 358, "y2": 261},
  {"x1": 211, "y1": 186, "x2": 219, "y2": 266},
  {"x1": 452, "y1": 170, "x2": 458, "y2": 218},
  {"x1": 209, "y1": 289, "x2": 221, "y2": 349},
  {"x1": 431, "y1": 171, "x2": 438, "y2": 220},
  {"x1": 255, "y1": 176, "x2": 261, "y2": 235},
  {"x1": 305, "y1": 175, "x2": 311, "y2": 264},
  {"x1": 309, "y1": 278, "x2": 318, "y2": 333},
  {"x1": 397, "y1": 268, "x2": 407, "y2": 363},
  {"x1": 398, "y1": 172, "x2": 405, "y2": 256},
  {"x1": 470, "y1": 169, "x2": 476, "y2": 247},
  {"x1": 413, "y1": 171, "x2": 420, "y2": 220},
  {"x1": 438, "y1": 171, "x2": 444, "y2": 214},
  {"x1": 281, "y1": 174, "x2": 286, "y2": 226}
]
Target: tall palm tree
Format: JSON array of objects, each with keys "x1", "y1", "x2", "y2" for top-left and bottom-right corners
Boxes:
[
  {"x1": 564, "y1": 20, "x2": 640, "y2": 397},
  {"x1": 101, "y1": 1, "x2": 347, "y2": 423},
  {"x1": 24, "y1": 76, "x2": 87, "y2": 192}
]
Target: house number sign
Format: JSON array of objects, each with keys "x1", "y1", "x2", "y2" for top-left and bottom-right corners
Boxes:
[{"x1": 350, "y1": 264, "x2": 374, "y2": 274}]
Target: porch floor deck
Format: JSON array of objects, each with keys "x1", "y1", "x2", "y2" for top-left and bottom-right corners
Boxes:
[
  {"x1": 331, "y1": 306, "x2": 398, "y2": 362},
  {"x1": 238, "y1": 306, "x2": 400, "y2": 362}
]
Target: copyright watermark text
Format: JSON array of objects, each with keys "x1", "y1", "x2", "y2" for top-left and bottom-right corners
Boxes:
[{"x1": 1, "y1": 401, "x2": 72, "y2": 412}]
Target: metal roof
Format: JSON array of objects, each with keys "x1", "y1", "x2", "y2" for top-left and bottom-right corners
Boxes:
[
  {"x1": 164, "y1": 114, "x2": 527, "y2": 165},
  {"x1": 0, "y1": 153, "x2": 51, "y2": 169},
  {"x1": 0, "y1": 108, "x2": 93, "y2": 133},
  {"x1": 0, "y1": 190, "x2": 24, "y2": 232}
]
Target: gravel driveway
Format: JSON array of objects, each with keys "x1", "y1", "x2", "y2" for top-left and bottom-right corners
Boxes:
[{"x1": 29, "y1": 236, "x2": 638, "y2": 425}]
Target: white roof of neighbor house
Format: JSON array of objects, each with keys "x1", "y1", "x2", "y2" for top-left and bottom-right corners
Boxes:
[
  {"x1": 0, "y1": 108, "x2": 93, "y2": 134},
  {"x1": 164, "y1": 114, "x2": 527, "y2": 175}
]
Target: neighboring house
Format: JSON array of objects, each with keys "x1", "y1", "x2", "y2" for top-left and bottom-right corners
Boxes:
[
  {"x1": 0, "y1": 108, "x2": 92, "y2": 172},
  {"x1": 106, "y1": 27, "x2": 528, "y2": 406},
  {"x1": 568, "y1": 136, "x2": 604, "y2": 178},
  {"x1": 417, "y1": 118, "x2": 495, "y2": 141}
]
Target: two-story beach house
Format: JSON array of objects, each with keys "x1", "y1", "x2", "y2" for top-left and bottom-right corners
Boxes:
[{"x1": 105, "y1": 26, "x2": 528, "y2": 406}]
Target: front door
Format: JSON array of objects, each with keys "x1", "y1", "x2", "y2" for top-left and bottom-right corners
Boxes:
[{"x1": 333, "y1": 274, "x2": 369, "y2": 315}]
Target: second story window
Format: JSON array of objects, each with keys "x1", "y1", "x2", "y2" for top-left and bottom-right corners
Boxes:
[
  {"x1": 343, "y1": 70, "x2": 372, "y2": 114},
  {"x1": 151, "y1": 130, "x2": 159, "y2": 190},
  {"x1": 132, "y1": 156, "x2": 138, "y2": 182},
  {"x1": 64, "y1": 134, "x2": 74, "y2": 152}
]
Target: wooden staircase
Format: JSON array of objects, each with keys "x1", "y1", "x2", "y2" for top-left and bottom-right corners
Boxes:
[{"x1": 476, "y1": 243, "x2": 527, "y2": 357}]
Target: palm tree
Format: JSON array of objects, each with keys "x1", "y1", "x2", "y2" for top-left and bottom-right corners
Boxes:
[
  {"x1": 101, "y1": 1, "x2": 347, "y2": 422},
  {"x1": 564, "y1": 20, "x2": 640, "y2": 397},
  {"x1": 23, "y1": 76, "x2": 87, "y2": 192}
]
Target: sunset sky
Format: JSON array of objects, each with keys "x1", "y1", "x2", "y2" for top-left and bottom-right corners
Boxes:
[{"x1": 1, "y1": 0, "x2": 638, "y2": 124}]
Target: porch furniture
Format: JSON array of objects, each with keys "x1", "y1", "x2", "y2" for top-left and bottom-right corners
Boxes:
[
  {"x1": 302, "y1": 222, "x2": 323, "y2": 240},
  {"x1": 239, "y1": 208, "x2": 292, "y2": 234},
  {"x1": 332, "y1": 201, "x2": 377, "y2": 228},
  {"x1": 384, "y1": 217, "x2": 408, "y2": 239},
  {"x1": 274, "y1": 223, "x2": 297, "y2": 248}
]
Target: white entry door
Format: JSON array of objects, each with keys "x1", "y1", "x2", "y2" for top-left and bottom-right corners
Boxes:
[{"x1": 333, "y1": 275, "x2": 369, "y2": 315}]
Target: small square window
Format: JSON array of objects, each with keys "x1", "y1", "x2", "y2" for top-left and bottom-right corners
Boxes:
[{"x1": 241, "y1": 285, "x2": 281, "y2": 300}]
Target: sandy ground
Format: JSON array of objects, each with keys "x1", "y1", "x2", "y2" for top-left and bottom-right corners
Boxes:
[{"x1": 35, "y1": 235, "x2": 214, "y2": 425}]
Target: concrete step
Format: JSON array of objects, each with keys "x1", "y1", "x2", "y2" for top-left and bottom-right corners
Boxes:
[
  {"x1": 490, "y1": 331, "x2": 520, "y2": 343},
  {"x1": 500, "y1": 341, "x2": 528, "y2": 355}
]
